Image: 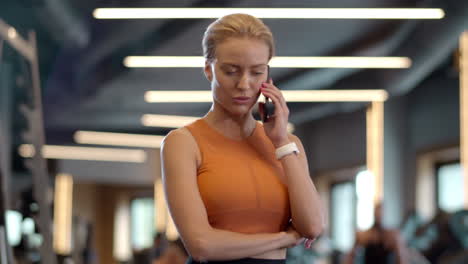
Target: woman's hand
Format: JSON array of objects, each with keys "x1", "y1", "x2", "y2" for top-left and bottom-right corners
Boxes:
[
  {"x1": 285, "y1": 225, "x2": 305, "y2": 248},
  {"x1": 284, "y1": 225, "x2": 317, "y2": 249},
  {"x1": 258, "y1": 79, "x2": 290, "y2": 148}
]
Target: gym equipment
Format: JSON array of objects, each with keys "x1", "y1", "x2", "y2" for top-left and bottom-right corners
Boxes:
[
  {"x1": 0, "y1": 35, "x2": 16, "y2": 264},
  {"x1": 400, "y1": 209, "x2": 424, "y2": 247},
  {"x1": 408, "y1": 210, "x2": 463, "y2": 263},
  {"x1": 0, "y1": 19, "x2": 57, "y2": 264},
  {"x1": 448, "y1": 210, "x2": 468, "y2": 249},
  {"x1": 437, "y1": 210, "x2": 468, "y2": 264}
]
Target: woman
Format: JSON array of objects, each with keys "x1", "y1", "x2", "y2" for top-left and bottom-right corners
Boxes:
[{"x1": 161, "y1": 13, "x2": 324, "y2": 264}]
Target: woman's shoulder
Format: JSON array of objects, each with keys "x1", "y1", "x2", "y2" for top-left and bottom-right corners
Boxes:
[
  {"x1": 162, "y1": 127, "x2": 202, "y2": 166},
  {"x1": 165, "y1": 126, "x2": 192, "y2": 138},
  {"x1": 162, "y1": 127, "x2": 196, "y2": 150}
]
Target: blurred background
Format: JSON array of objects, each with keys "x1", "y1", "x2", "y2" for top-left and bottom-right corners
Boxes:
[{"x1": 1, "y1": 0, "x2": 468, "y2": 263}]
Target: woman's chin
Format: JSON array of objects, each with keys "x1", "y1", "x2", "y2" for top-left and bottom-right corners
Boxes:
[{"x1": 229, "y1": 104, "x2": 255, "y2": 116}]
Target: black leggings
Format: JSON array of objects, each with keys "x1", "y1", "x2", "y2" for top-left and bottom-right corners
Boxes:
[{"x1": 186, "y1": 256, "x2": 286, "y2": 264}]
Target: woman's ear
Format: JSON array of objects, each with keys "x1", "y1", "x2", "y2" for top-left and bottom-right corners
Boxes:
[{"x1": 204, "y1": 61, "x2": 213, "y2": 82}]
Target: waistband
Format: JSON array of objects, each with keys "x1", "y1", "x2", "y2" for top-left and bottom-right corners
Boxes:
[{"x1": 186, "y1": 256, "x2": 286, "y2": 264}]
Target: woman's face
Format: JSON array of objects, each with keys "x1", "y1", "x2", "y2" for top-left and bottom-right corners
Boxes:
[{"x1": 205, "y1": 37, "x2": 270, "y2": 117}]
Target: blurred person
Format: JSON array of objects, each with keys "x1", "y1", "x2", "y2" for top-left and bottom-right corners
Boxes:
[
  {"x1": 133, "y1": 247, "x2": 153, "y2": 264},
  {"x1": 152, "y1": 232, "x2": 168, "y2": 260},
  {"x1": 161, "y1": 13, "x2": 324, "y2": 264},
  {"x1": 344, "y1": 203, "x2": 408, "y2": 264},
  {"x1": 154, "y1": 239, "x2": 188, "y2": 264}
]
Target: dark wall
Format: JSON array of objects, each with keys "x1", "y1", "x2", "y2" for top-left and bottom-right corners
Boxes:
[
  {"x1": 295, "y1": 68, "x2": 460, "y2": 226},
  {"x1": 298, "y1": 106, "x2": 367, "y2": 175},
  {"x1": 404, "y1": 72, "x2": 460, "y2": 216},
  {"x1": 408, "y1": 74, "x2": 460, "y2": 151},
  {"x1": 384, "y1": 94, "x2": 409, "y2": 227}
]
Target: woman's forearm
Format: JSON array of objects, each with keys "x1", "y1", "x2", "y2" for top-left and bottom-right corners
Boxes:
[
  {"x1": 190, "y1": 228, "x2": 295, "y2": 261},
  {"x1": 280, "y1": 152, "x2": 324, "y2": 238}
]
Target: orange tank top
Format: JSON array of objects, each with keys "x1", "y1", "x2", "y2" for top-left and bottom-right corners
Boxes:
[{"x1": 186, "y1": 119, "x2": 291, "y2": 234}]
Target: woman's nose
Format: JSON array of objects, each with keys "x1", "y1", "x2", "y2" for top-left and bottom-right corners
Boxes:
[{"x1": 237, "y1": 74, "x2": 251, "y2": 90}]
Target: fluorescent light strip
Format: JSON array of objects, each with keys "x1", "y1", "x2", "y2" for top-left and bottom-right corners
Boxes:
[
  {"x1": 53, "y1": 173, "x2": 73, "y2": 255},
  {"x1": 124, "y1": 56, "x2": 204, "y2": 68},
  {"x1": 18, "y1": 144, "x2": 146, "y2": 163},
  {"x1": 74, "y1": 131, "x2": 164, "y2": 148},
  {"x1": 144, "y1": 90, "x2": 389, "y2": 103},
  {"x1": 93, "y1": 8, "x2": 445, "y2": 20},
  {"x1": 141, "y1": 114, "x2": 295, "y2": 133},
  {"x1": 124, "y1": 56, "x2": 412, "y2": 69},
  {"x1": 154, "y1": 180, "x2": 168, "y2": 232},
  {"x1": 113, "y1": 196, "x2": 131, "y2": 261},
  {"x1": 366, "y1": 101, "x2": 384, "y2": 204},
  {"x1": 272, "y1": 57, "x2": 411, "y2": 69},
  {"x1": 144, "y1": 91, "x2": 210, "y2": 103},
  {"x1": 141, "y1": 114, "x2": 199, "y2": 128}
]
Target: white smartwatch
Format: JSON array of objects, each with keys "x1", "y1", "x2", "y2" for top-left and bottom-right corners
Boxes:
[{"x1": 275, "y1": 142, "x2": 300, "y2": 160}]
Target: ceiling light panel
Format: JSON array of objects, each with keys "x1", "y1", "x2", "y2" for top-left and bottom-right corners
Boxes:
[
  {"x1": 94, "y1": 8, "x2": 445, "y2": 20},
  {"x1": 124, "y1": 56, "x2": 411, "y2": 69},
  {"x1": 144, "y1": 90, "x2": 388, "y2": 103}
]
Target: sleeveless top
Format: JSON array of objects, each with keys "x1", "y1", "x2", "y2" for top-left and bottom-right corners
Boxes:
[{"x1": 185, "y1": 119, "x2": 291, "y2": 234}]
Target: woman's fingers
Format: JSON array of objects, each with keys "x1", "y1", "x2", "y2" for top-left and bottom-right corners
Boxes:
[
  {"x1": 295, "y1": 238, "x2": 306, "y2": 247},
  {"x1": 304, "y1": 238, "x2": 316, "y2": 249},
  {"x1": 260, "y1": 93, "x2": 287, "y2": 126},
  {"x1": 261, "y1": 83, "x2": 288, "y2": 112},
  {"x1": 260, "y1": 87, "x2": 288, "y2": 117}
]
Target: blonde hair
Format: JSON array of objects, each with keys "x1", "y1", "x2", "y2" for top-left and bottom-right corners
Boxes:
[{"x1": 202, "y1": 13, "x2": 275, "y2": 63}]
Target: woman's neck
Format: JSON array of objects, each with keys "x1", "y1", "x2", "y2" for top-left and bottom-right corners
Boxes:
[{"x1": 204, "y1": 106, "x2": 257, "y2": 140}]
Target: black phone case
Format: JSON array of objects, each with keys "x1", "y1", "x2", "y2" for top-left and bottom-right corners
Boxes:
[{"x1": 263, "y1": 65, "x2": 274, "y2": 122}]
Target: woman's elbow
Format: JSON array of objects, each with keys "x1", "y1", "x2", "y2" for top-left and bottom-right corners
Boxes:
[
  {"x1": 303, "y1": 221, "x2": 325, "y2": 239},
  {"x1": 186, "y1": 237, "x2": 211, "y2": 262},
  {"x1": 304, "y1": 228, "x2": 322, "y2": 240}
]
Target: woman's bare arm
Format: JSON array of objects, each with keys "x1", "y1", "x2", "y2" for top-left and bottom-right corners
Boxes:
[
  {"x1": 259, "y1": 81, "x2": 324, "y2": 239},
  {"x1": 279, "y1": 134, "x2": 325, "y2": 239},
  {"x1": 161, "y1": 129, "x2": 300, "y2": 262}
]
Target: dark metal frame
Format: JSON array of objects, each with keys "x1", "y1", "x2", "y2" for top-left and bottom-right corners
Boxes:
[
  {"x1": 0, "y1": 34, "x2": 15, "y2": 264},
  {"x1": 0, "y1": 19, "x2": 57, "y2": 264}
]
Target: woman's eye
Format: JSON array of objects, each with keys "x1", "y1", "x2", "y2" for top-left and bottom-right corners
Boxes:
[{"x1": 252, "y1": 72, "x2": 264, "y2": 76}]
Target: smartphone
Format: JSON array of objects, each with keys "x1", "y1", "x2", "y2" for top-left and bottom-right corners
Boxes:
[{"x1": 262, "y1": 65, "x2": 275, "y2": 122}]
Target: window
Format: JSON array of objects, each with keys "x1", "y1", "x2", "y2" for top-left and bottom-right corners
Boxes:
[
  {"x1": 331, "y1": 181, "x2": 355, "y2": 252},
  {"x1": 437, "y1": 162, "x2": 463, "y2": 213},
  {"x1": 130, "y1": 197, "x2": 155, "y2": 250},
  {"x1": 355, "y1": 170, "x2": 375, "y2": 230},
  {"x1": 6, "y1": 210, "x2": 22, "y2": 246}
]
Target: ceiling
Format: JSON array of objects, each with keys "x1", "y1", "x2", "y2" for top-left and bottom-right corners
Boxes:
[{"x1": 1, "y1": 0, "x2": 468, "y2": 185}]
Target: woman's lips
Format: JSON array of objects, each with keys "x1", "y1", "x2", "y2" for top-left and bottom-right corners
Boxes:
[{"x1": 233, "y1": 96, "x2": 251, "y2": 104}]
